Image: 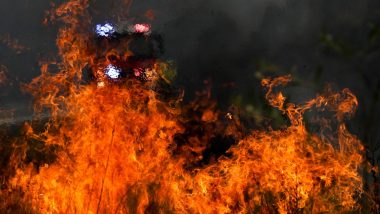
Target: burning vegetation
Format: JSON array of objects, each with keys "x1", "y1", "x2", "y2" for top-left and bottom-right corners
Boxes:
[{"x1": 0, "y1": 0, "x2": 370, "y2": 213}]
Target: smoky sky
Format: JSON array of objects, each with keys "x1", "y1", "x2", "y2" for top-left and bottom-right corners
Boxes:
[{"x1": 1, "y1": 0, "x2": 380, "y2": 144}]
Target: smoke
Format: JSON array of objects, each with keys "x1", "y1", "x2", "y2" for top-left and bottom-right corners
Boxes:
[
  {"x1": 122, "y1": 0, "x2": 378, "y2": 103},
  {"x1": 117, "y1": 0, "x2": 380, "y2": 146}
]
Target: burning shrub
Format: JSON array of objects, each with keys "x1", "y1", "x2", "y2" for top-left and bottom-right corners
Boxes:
[{"x1": 1, "y1": 0, "x2": 366, "y2": 213}]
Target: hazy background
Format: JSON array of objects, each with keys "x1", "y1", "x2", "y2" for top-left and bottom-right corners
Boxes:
[{"x1": 1, "y1": 0, "x2": 380, "y2": 164}]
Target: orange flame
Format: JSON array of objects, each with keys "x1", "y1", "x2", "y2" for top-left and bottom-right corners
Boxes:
[{"x1": 3, "y1": 0, "x2": 365, "y2": 213}]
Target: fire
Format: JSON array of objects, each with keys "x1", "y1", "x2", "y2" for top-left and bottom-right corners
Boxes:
[{"x1": 1, "y1": 0, "x2": 365, "y2": 213}]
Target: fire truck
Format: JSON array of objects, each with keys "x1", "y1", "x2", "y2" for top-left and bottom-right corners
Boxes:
[{"x1": 90, "y1": 22, "x2": 173, "y2": 87}]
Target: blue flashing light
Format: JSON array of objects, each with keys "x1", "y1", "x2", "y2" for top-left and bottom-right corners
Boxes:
[
  {"x1": 105, "y1": 64, "x2": 121, "y2": 79},
  {"x1": 96, "y1": 23, "x2": 115, "y2": 37}
]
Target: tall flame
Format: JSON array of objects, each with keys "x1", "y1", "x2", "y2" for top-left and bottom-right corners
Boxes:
[{"x1": 2, "y1": 0, "x2": 365, "y2": 213}]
